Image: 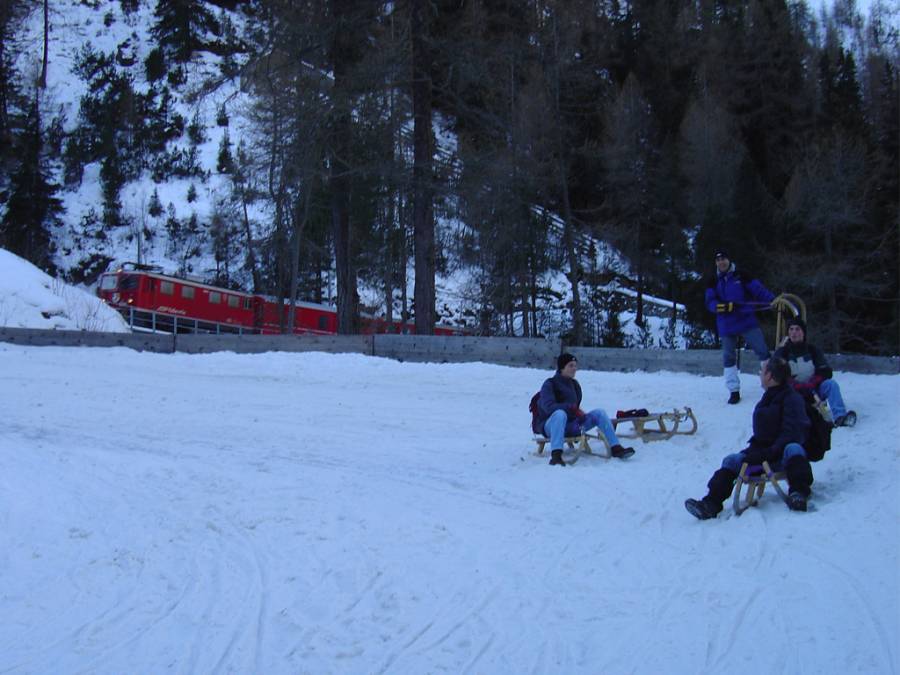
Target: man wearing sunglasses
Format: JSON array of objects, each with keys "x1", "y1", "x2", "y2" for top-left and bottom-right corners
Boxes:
[{"x1": 705, "y1": 249, "x2": 775, "y2": 404}]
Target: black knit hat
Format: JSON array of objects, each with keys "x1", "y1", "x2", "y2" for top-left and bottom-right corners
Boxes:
[
  {"x1": 714, "y1": 249, "x2": 729, "y2": 260},
  {"x1": 787, "y1": 316, "x2": 807, "y2": 339},
  {"x1": 557, "y1": 352, "x2": 577, "y2": 371}
]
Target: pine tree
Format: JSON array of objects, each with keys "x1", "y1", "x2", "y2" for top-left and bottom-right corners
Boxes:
[
  {"x1": 151, "y1": 0, "x2": 220, "y2": 63},
  {"x1": 0, "y1": 97, "x2": 61, "y2": 273},
  {"x1": 216, "y1": 128, "x2": 233, "y2": 173}
]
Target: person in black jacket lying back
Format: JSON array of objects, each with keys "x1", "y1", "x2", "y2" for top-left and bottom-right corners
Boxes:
[{"x1": 685, "y1": 357, "x2": 815, "y2": 518}]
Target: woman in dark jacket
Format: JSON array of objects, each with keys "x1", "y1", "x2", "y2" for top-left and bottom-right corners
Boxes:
[
  {"x1": 534, "y1": 353, "x2": 635, "y2": 465},
  {"x1": 685, "y1": 357, "x2": 815, "y2": 518}
]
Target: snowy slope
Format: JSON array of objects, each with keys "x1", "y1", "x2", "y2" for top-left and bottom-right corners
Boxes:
[
  {"x1": 0, "y1": 248, "x2": 128, "y2": 331},
  {"x1": 0, "y1": 345, "x2": 896, "y2": 673}
]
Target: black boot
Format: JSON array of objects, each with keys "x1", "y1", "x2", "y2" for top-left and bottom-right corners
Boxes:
[
  {"x1": 784, "y1": 455, "x2": 813, "y2": 498},
  {"x1": 727, "y1": 391, "x2": 741, "y2": 405},
  {"x1": 549, "y1": 449, "x2": 566, "y2": 466},
  {"x1": 685, "y1": 498, "x2": 718, "y2": 520},
  {"x1": 610, "y1": 444, "x2": 635, "y2": 459},
  {"x1": 787, "y1": 492, "x2": 808, "y2": 512}
]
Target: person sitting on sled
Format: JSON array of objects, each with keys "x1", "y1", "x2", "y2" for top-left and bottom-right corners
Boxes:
[
  {"x1": 685, "y1": 356, "x2": 814, "y2": 518},
  {"x1": 704, "y1": 249, "x2": 775, "y2": 405},
  {"x1": 533, "y1": 353, "x2": 635, "y2": 466},
  {"x1": 773, "y1": 317, "x2": 857, "y2": 428}
]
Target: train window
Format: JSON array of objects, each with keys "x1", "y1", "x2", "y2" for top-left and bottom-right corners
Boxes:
[
  {"x1": 99, "y1": 275, "x2": 118, "y2": 291},
  {"x1": 227, "y1": 295, "x2": 239, "y2": 308},
  {"x1": 318, "y1": 316, "x2": 328, "y2": 331},
  {"x1": 242, "y1": 298, "x2": 251, "y2": 310},
  {"x1": 160, "y1": 280, "x2": 174, "y2": 295},
  {"x1": 119, "y1": 275, "x2": 139, "y2": 290},
  {"x1": 209, "y1": 291, "x2": 221, "y2": 304},
  {"x1": 182, "y1": 285, "x2": 195, "y2": 299}
]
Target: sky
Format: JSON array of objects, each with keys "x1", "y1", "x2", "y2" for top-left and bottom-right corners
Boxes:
[{"x1": 0, "y1": 252, "x2": 898, "y2": 673}]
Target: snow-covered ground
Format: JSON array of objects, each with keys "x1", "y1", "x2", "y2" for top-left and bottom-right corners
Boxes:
[{"x1": 1, "y1": 343, "x2": 897, "y2": 673}]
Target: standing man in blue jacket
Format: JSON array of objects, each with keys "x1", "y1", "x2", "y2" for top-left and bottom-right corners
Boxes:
[
  {"x1": 705, "y1": 249, "x2": 775, "y2": 404},
  {"x1": 534, "y1": 353, "x2": 635, "y2": 466}
]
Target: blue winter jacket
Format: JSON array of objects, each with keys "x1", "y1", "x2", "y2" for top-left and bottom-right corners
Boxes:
[
  {"x1": 747, "y1": 383, "x2": 810, "y2": 463},
  {"x1": 533, "y1": 373, "x2": 583, "y2": 436},
  {"x1": 705, "y1": 265, "x2": 775, "y2": 336}
]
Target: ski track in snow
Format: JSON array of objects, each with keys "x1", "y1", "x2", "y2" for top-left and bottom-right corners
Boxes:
[{"x1": 0, "y1": 346, "x2": 897, "y2": 674}]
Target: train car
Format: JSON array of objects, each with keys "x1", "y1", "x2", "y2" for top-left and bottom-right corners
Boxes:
[
  {"x1": 97, "y1": 265, "x2": 259, "y2": 333},
  {"x1": 97, "y1": 264, "x2": 471, "y2": 336}
]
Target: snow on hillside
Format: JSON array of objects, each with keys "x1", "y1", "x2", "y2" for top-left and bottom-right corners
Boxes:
[
  {"x1": 0, "y1": 248, "x2": 128, "y2": 331},
  {"x1": 0, "y1": 338, "x2": 897, "y2": 669}
]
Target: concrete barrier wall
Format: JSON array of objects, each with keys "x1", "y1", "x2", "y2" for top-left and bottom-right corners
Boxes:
[
  {"x1": 1, "y1": 327, "x2": 896, "y2": 375},
  {"x1": 174, "y1": 333, "x2": 372, "y2": 355},
  {"x1": 565, "y1": 346, "x2": 723, "y2": 375},
  {"x1": 0, "y1": 326, "x2": 174, "y2": 353},
  {"x1": 373, "y1": 335, "x2": 562, "y2": 369}
]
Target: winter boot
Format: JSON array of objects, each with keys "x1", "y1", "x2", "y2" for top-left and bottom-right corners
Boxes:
[
  {"x1": 727, "y1": 391, "x2": 741, "y2": 405},
  {"x1": 684, "y1": 498, "x2": 719, "y2": 520},
  {"x1": 784, "y1": 455, "x2": 813, "y2": 498},
  {"x1": 833, "y1": 411, "x2": 857, "y2": 428},
  {"x1": 610, "y1": 444, "x2": 635, "y2": 459},
  {"x1": 787, "y1": 491, "x2": 808, "y2": 512},
  {"x1": 549, "y1": 449, "x2": 566, "y2": 466}
]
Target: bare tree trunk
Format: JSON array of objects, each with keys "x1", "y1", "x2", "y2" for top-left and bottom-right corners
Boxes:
[
  {"x1": 239, "y1": 186, "x2": 261, "y2": 293},
  {"x1": 287, "y1": 190, "x2": 311, "y2": 331},
  {"x1": 330, "y1": 1, "x2": 359, "y2": 334},
  {"x1": 549, "y1": 16, "x2": 583, "y2": 345},
  {"x1": 38, "y1": 0, "x2": 48, "y2": 89},
  {"x1": 411, "y1": 0, "x2": 435, "y2": 335}
]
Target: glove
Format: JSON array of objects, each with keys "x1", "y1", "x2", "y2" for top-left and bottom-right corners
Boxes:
[
  {"x1": 742, "y1": 448, "x2": 766, "y2": 466},
  {"x1": 716, "y1": 302, "x2": 734, "y2": 313},
  {"x1": 570, "y1": 404, "x2": 586, "y2": 420}
]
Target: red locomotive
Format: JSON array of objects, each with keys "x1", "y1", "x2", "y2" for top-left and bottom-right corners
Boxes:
[{"x1": 97, "y1": 264, "x2": 468, "y2": 336}]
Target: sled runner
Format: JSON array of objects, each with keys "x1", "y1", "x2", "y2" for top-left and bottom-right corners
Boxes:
[
  {"x1": 532, "y1": 431, "x2": 612, "y2": 460},
  {"x1": 611, "y1": 407, "x2": 698, "y2": 442},
  {"x1": 732, "y1": 461, "x2": 789, "y2": 515}
]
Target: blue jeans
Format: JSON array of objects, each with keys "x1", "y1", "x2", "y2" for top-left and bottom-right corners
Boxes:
[
  {"x1": 817, "y1": 379, "x2": 847, "y2": 419},
  {"x1": 721, "y1": 326, "x2": 770, "y2": 368},
  {"x1": 721, "y1": 442, "x2": 807, "y2": 473},
  {"x1": 543, "y1": 409, "x2": 621, "y2": 451}
]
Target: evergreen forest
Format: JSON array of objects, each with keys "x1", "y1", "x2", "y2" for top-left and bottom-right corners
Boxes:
[{"x1": 0, "y1": 0, "x2": 897, "y2": 353}]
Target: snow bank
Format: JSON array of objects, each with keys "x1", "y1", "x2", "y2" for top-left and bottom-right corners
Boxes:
[{"x1": 0, "y1": 248, "x2": 129, "y2": 332}]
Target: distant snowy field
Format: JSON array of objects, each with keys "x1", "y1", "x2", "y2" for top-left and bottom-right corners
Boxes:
[{"x1": 1, "y1": 346, "x2": 897, "y2": 673}]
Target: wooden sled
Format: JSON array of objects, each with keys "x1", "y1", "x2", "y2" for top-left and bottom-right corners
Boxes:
[
  {"x1": 733, "y1": 461, "x2": 789, "y2": 515},
  {"x1": 611, "y1": 407, "x2": 698, "y2": 443},
  {"x1": 532, "y1": 431, "x2": 612, "y2": 460}
]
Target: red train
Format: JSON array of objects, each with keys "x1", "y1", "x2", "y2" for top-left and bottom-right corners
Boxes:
[{"x1": 97, "y1": 265, "x2": 469, "y2": 336}]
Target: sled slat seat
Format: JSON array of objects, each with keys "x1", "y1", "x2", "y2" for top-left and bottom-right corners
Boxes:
[
  {"x1": 733, "y1": 461, "x2": 788, "y2": 515},
  {"x1": 611, "y1": 407, "x2": 698, "y2": 443},
  {"x1": 532, "y1": 431, "x2": 611, "y2": 459}
]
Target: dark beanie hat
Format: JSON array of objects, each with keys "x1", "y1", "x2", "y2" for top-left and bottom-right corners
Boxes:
[
  {"x1": 714, "y1": 249, "x2": 729, "y2": 259},
  {"x1": 787, "y1": 316, "x2": 807, "y2": 338},
  {"x1": 557, "y1": 352, "x2": 577, "y2": 371}
]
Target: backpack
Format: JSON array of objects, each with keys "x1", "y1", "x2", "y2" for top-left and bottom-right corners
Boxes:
[
  {"x1": 529, "y1": 391, "x2": 541, "y2": 432},
  {"x1": 804, "y1": 398, "x2": 833, "y2": 462}
]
